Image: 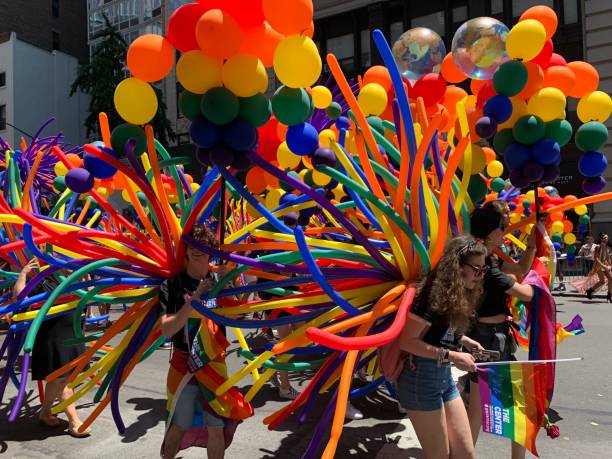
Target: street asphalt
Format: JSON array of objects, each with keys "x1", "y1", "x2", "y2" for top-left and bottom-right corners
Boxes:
[{"x1": 1, "y1": 293, "x2": 611, "y2": 458}]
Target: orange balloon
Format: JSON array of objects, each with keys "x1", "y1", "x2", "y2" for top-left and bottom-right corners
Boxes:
[
  {"x1": 567, "y1": 61, "x2": 599, "y2": 98},
  {"x1": 127, "y1": 34, "x2": 175, "y2": 82},
  {"x1": 262, "y1": 0, "x2": 313, "y2": 36},
  {"x1": 65, "y1": 153, "x2": 82, "y2": 168},
  {"x1": 516, "y1": 62, "x2": 544, "y2": 100},
  {"x1": 549, "y1": 211, "x2": 563, "y2": 222},
  {"x1": 563, "y1": 219, "x2": 573, "y2": 233},
  {"x1": 520, "y1": 5, "x2": 558, "y2": 40},
  {"x1": 239, "y1": 21, "x2": 283, "y2": 67},
  {"x1": 542, "y1": 65, "x2": 576, "y2": 96},
  {"x1": 304, "y1": 21, "x2": 314, "y2": 38},
  {"x1": 276, "y1": 122, "x2": 288, "y2": 140},
  {"x1": 442, "y1": 85, "x2": 468, "y2": 116},
  {"x1": 564, "y1": 194, "x2": 578, "y2": 202},
  {"x1": 482, "y1": 146, "x2": 496, "y2": 163},
  {"x1": 363, "y1": 66, "x2": 392, "y2": 92},
  {"x1": 246, "y1": 168, "x2": 266, "y2": 194},
  {"x1": 112, "y1": 172, "x2": 126, "y2": 190},
  {"x1": 263, "y1": 170, "x2": 279, "y2": 189},
  {"x1": 470, "y1": 78, "x2": 486, "y2": 95},
  {"x1": 184, "y1": 174, "x2": 194, "y2": 184},
  {"x1": 440, "y1": 53, "x2": 467, "y2": 83},
  {"x1": 195, "y1": 9, "x2": 243, "y2": 60}
]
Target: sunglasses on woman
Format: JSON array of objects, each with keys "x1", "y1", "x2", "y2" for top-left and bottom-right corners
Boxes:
[{"x1": 463, "y1": 262, "x2": 490, "y2": 276}]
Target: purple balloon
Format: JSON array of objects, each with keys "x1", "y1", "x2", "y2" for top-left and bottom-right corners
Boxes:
[
  {"x1": 195, "y1": 146, "x2": 211, "y2": 166},
  {"x1": 282, "y1": 212, "x2": 298, "y2": 227},
  {"x1": 522, "y1": 161, "x2": 544, "y2": 183},
  {"x1": 231, "y1": 152, "x2": 251, "y2": 171},
  {"x1": 65, "y1": 167, "x2": 94, "y2": 194},
  {"x1": 541, "y1": 164, "x2": 560, "y2": 183},
  {"x1": 582, "y1": 176, "x2": 606, "y2": 194},
  {"x1": 475, "y1": 116, "x2": 498, "y2": 139},
  {"x1": 209, "y1": 145, "x2": 235, "y2": 168},
  {"x1": 509, "y1": 168, "x2": 530, "y2": 188},
  {"x1": 311, "y1": 148, "x2": 337, "y2": 168}
]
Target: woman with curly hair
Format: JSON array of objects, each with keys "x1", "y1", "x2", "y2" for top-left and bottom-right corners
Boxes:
[
  {"x1": 585, "y1": 233, "x2": 612, "y2": 301},
  {"x1": 397, "y1": 236, "x2": 488, "y2": 459}
]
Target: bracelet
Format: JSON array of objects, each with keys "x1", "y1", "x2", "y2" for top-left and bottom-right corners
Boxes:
[{"x1": 437, "y1": 347, "x2": 450, "y2": 367}]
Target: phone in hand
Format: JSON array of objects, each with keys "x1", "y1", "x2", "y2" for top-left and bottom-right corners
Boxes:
[{"x1": 472, "y1": 349, "x2": 501, "y2": 361}]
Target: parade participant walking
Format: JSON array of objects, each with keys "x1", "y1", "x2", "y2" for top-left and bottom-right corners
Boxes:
[
  {"x1": 397, "y1": 236, "x2": 487, "y2": 459},
  {"x1": 466, "y1": 202, "x2": 535, "y2": 459},
  {"x1": 159, "y1": 224, "x2": 237, "y2": 459},
  {"x1": 577, "y1": 235, "x2": 597, "y2": 275},
  {"x1": 13, "y1": 259, "x2": 89, "y2": 437},
  {"x1": 585, "y1": 233, "x2": 612, "y2": 301}
]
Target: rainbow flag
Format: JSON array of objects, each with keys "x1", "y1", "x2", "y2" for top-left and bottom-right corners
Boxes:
[{"x1": 477, "y1": 362, "x2": 549, "y2": 457}]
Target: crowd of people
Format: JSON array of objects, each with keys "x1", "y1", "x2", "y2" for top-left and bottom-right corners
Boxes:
[{"x1": 3, "y1": 199, "x2": 573, "y2": 459}]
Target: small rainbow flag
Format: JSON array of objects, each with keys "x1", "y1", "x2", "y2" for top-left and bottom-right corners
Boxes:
[{"x1": 477, "y1": 362, "x2": 549, "y2": 457}]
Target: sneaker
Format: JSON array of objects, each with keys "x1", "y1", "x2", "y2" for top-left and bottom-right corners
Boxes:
[
  {"x1": 160, "y1": 341, "x2": 172, "y2": 350},
  {"x1": 558, "y1": 283, "x2": 566, "y2": 291},
  {"x1": 279, "y1": 386, "x2": 300, "y2": 400},
  {"x1": 345, "y1": 402, "x2": 364, "y2": 420},
  {"x1": 397, "y1": 401, "x2": 408, "y2": 414},
  {"x1": 270, "y1": 373, "x2": 281, "y2": 388}
]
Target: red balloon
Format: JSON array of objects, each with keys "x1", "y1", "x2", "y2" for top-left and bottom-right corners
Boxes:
[
  {"x1": 476, "y1": 80, "x2": 496, "y2": 108},
  {"x1": 549, "y1": 53, "x2": 567, "y2": 67},
  {"x1": 166, "y1": 3, "x2": 205, "y2": 52},
  {"x1": 530, "y1": 39, "x2": 553, "y2": 70},
  {"x1": 412, "y1": 73, "x2": 446, "y2": 106},
  {"x1": 257, "y1": 116, "x2": 281, "y2": 162}
]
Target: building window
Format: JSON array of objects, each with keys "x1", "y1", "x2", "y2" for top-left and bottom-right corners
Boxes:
[
  {"x1": 0, "y1": 72, "x2": 5, "y2": 87},
  {"x1": 411, "y1": 11, "x2": 445, "y2": 39},
  {"x1": 0, "y1": 105, "x2": 6, "y2": 131},
  {"x1": 513, "y1": 0, "x2": 553, "y2": 17},
  {"x1": 52, "y1": 0, "x2": 59, "y2": 18},
  {"x1": 52, "y1": 31, "x2": 60, "y2": 51},
  {"x1": 390, "y1": 21, "x2": 404, "y2": 45},
  {"x1": 326, "y1": 33, "x2": 355, "y2": 72},
  {"x1": 452, "y1": 6, "x2": 468, "y2": 24},
  {"x1": 490, "y1": 0, "x2": 503, "y2": 15},
  {"x1": 564, "y1": 0, "x2": 578, "y2": 24},
  {"x1": 360, "y1": 30, "x2": 371, "y2": 68}
]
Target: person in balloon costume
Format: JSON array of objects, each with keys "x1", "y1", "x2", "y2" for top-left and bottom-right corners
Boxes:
[{"x1": 1, "y1": 2, "x2": 610, "y2": 458}]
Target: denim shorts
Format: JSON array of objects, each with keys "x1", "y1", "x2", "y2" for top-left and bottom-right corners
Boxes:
[
  {"x1": 397, "y1": 355, "x2": 460, "y2": 411},
  {"x1": 172, "y1": 382, "x2": 225, "y2": 430}
]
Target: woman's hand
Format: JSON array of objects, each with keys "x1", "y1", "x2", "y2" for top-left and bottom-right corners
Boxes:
[
  {"x1": 460, "y1": 336, "x2": 485, "y2": 353},
  {"x1": 449, "y1": 351, "x2": 477, "y2": 372},
  {"x1": 193, "y1": 277, "x2": 215, "y2": 300}
]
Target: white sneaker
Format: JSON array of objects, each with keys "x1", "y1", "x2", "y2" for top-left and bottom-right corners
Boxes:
[{"x1": 345, "y1": 402, "x2": 364, "y2": 420}]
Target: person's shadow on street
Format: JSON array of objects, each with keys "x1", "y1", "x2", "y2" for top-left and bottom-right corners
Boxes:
[{"x1": 120, "y1": 397, "x2": 166, "y2": 443}]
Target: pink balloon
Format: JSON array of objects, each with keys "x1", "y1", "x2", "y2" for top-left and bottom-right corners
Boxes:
[{"x1": 549, "y1": 53, "x2": 567, "y2": 67}]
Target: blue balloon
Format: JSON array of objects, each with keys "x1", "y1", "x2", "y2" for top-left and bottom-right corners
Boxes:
[
  {"x1": 483, "y1": 95, "x2": 513, "y2": 124},
  {"x1": 504, "y1": 143, "x2": 531, "y2": 169},
  {"x1": 578, "y1": 151, "x2": 608, "y2": 177},
  {"x1": 531, "y1": 139, "x2": 560, "y2": 166},
  {"x1": 286, "y1": 122, "x2": 319, "y2": 156},
  {"x1": 567, "y1": 253, "x2": 576, "y2": 263},
  {"x1": 222, "y1": 118, "x2": 258, "y2": 151},
  {"x1": 83, "y1": 148, "x2": 119, "y2": 179},
  {"x1": 508, "y1": 202, "x2": 517, "y2": 211},
  {"x1": 280, "y1": 193, "x2": 298, "y2": 205},
  {"x1": 336, "y1": 116, "x2": 350, "y2": 130},
  {"x1": 553, "y1": 242, "x2": 561, "y2": 251},
  {"x1": 190, "y1": 117, "x2": 220, "y2": 148}
]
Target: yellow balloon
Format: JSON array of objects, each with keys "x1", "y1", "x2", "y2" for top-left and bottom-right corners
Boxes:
[
  {"x1": 190, "y1": 183, "x2": 200, "y2": 192},
  {"x1": 577, "y1": 91, "x2": 612, "y2": 123},
  {"x1": 312, "y1": 169, "x2": 331, "y2": 186},
  {"x1": 246, "y1": 200, "x2": 262, "y2": 218},
  {"x1": 319, "y1": 129, "x2": 337, "y2": 148},
  {"x1": 527, "y1": 87, "x2": 566, "y2": 122},
  {"x1": 96, "y1": 187, "x2": 110, "y2": 199},
  {"x1": 551, "y1": 221, "x2": 564, "y2": 234},
  {"x1": 357, "y1": 83, "x2": 388, "y2": 116},
  {"x1": 510, "y1": 213, "x2": 521, "y2": 224},
  {"x1": 222, "y1": 54, "x2": 268, "y2": 97},
  {"x1": 506, "y1": 19, "x2": 547, "y2": 62},
  {"x1": 486, "y1": 160, "x2": 504, "y2": 178},
  {"x1": 525, "y1": 189, "x2": 535, "y2": 201},
  {"x1": 114, "y1": 77, "x2": 158, "y2": 125},
  {"x1": 274, "y1": 35, "x2": 321, "y2": 88},
  {"x1": 121, "y1": 189, "x2": 131, "y2": 202},
  {"x1": 332, "y1": 185, "x2": 346, "y2": 201},
  {"x1": 168, "y1": 194, "x2": 179, "y2": 204},
  {"x1": 176, "y1": 51, "x2": 222, "y2": 94},
  {"x1": 564, "y1": 233, "x2": 577, "y2": 245},
  {"x1": 265, "y1": 188, "x2": 282, "y2": 209},
  {"x1": 575, "y1": 204, "x2": 587, "y2": 215},
  {"x1": 277, "y1": 142, "x2": 301, "y2": 169},
  {"x1": 458, "y1": 144, "x2": 487, "y2": 174},
  {"x1": 498, "y1": 97, "x2": 527, "y2": 130},
  {"x1": 54, "y1": 162, "x2": 68, "y2": 176},
  {"x1": 311, "y1": 85, "x2": 333, "y2": 109}
]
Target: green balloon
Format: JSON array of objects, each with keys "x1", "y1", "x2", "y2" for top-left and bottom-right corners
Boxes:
[
  {"x1": 367, "y1": 116, "x2": 385, "y2": 134},
  {"x1": 239, "y1": 93, "x2": 272, "y2": 128},
  {"x1": 545, "y1": 119, "x2": 573, "y2": 147},
  {"x1": 280, "y1": 171, "x2": 299, "y2": 192},
  {"x1": 53, "y1": 176, "x2": 66, "y2": 192},
  {"x1": 551, "y1": 233, "x2": 563, "y2": 243},
  {"x1": 201, "y1": 87, "x2": 240, "y2": 125},
  {"x1": 513, "y1": 115, "x2": 545, "y2": 145},
  {"x1": 272, "y1": 86, "x2": 312, "y2": 126},
  {"x1": 136, "y1": 191, "x2": 146, "y2": 203},
  {"x1": 579, "y1": 214, "x2": 590, "y2": 224},
  {"x1": 490, "y1": 177, "x2": 506, "y2": 192},
  {"x1": 179, "y1": 91, "x2": 203, "y2": 121},
  {"x1": 110, "y1": 123, "x2": 148, "y2": 156},
  {"x1": 493, "y1": 128, "x2": 515, "y2": 154},
  {"x1": 302, "y1": 170, "x2": 315, "y2": 187},
  {"x1": 493, "y1": 61, "x2": 528, "y2": 97},
  {"x1": 575, "y1": 121, "x2": 608, "y2": 152},
  {"x1": 566, "y1": 245, "x2": 576, "y2": 254},
  {"x1": 468, "y1": 174, "x2": 487, "y2": 203},
  {"x1": 326, "y1": 101, "x2": 342, "y2": 120}
]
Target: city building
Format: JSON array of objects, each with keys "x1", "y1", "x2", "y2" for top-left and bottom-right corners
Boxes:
[{"x1": 0, "y1": 0, "x2": 89, "y2": 147}]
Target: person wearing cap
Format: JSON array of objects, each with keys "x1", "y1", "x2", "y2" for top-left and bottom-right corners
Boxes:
[{"x1": 465, "y1": 201, "x2": 535, "y2": 459}]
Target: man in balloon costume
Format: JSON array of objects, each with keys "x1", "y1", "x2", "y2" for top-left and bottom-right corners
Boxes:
[{"x1": 0, "y1": 2, "x2": 608, "y2": 458}]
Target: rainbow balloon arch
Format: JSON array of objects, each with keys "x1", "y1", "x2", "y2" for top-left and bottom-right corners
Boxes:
[{"x1": 0, "y1": 2, "x2": 610, "y2": 457}]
